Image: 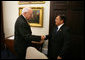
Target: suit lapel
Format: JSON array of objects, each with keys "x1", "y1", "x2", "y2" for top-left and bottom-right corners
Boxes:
[{"x1": 57, "y1": 24, "x2": 65, "y2": 33}]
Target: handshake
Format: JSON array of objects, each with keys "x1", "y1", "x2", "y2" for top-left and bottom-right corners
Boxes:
[
  {"x1": 31, "y1": 35, "x2": 46, "y2": 44},
  {"x1": 41, "y1": 35, "x2": 46, "y2": 40}
]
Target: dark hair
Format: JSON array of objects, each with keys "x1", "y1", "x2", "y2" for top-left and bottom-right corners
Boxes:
[{"x1": 57, "y1": 14, "x2": 66, "y2": 23}]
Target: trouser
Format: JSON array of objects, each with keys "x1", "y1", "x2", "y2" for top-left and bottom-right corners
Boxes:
[{"x1": 16, "y1": 52, "x2": 26, "y2": 59}]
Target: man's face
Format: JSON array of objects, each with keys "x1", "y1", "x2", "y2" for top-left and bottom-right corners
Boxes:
[
  {"x1": 26, "y1": 10, "x2": 33, "y2": 20},
  {"x1": 55, "y1": 16, "x2": 63, "y2": 26}
]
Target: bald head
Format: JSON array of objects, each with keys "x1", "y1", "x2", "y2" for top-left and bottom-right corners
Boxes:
[{"x1": 22, "y1": 7, "x2": 33, "y2": 20}]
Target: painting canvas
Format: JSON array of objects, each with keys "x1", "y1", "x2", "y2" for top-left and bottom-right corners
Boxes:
[{"x1": 19, "y1": 7, "x2": 43, "y2": 27}]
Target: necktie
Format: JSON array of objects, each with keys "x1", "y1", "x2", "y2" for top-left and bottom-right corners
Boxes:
[{"x1": 56, "y1": 26, "x2": 58, "y2": 33}]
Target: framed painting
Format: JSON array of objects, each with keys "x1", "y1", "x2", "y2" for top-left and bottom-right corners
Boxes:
[
  {"x1": 19, "y1": 7, "x2": 43, "y2": 27},
  {"x1": 18, "y1": 1, "x2": 45, "y2": 4}
]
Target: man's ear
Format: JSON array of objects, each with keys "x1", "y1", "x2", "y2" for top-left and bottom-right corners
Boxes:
[
  {"x1": 61, "y1": 20, "x2": 64, "y2": 23},
  {"x1": 24, "y1": 12, "x2": 26, "y2": 15}
]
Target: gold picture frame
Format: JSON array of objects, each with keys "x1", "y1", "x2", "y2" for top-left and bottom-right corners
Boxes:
[
  {"x1": 19, "y1": 7, "x2": 43, "y2": 27},
  {"x1": 18, "y1": 1, "x2": 45, "y2": 4}
]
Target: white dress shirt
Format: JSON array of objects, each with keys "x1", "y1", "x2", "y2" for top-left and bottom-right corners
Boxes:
[{"x1": 57, "y1": 23, "x2": 64, "y2": 31}]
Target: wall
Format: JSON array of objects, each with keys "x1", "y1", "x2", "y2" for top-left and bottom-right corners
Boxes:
[{"x1": 2, "y1": 1, "x2": 50, "y2": 37}]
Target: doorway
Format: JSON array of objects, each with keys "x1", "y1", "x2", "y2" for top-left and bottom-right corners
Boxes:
[{"x1": 49, "y1": 1, "x2": 84, "y2": 59}]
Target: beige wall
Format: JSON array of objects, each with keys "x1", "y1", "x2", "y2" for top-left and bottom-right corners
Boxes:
[{"x1": 2, "y1": 1, "x2": 50, "y2": 38}]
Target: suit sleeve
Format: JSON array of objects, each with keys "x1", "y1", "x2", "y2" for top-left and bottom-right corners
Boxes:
[
  {"x1": 59, "y1": 27, "x2": 71, "y2": 58},
  {"x1": 45, "y1": 34, "x2": 52, "y2": 40},
  {"x1": 45, "y1": 27, "x2": 55, "y2": 40},
  {"x1": 18, "y1": 22, "x2": 41, "y2": 42}
]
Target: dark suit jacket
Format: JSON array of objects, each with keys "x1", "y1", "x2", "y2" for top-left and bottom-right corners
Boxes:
[
  {"x1": 14, "y1": 15, "x2": 41, "y2": 58},
  {"x1": 45, "y1": 24, "x2": 71, "y2": 59}
]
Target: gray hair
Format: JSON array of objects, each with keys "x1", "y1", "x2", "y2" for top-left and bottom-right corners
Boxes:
[{"x1": 22, "y1": 7, "x2": 32, "y2": 14}]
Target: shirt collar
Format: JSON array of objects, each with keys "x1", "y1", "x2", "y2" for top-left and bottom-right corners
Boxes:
[
  {"x1": 22, "y1": 14, "x2": 28, "y2": 23},
  {"x1": 22, "y1": 14, "x2": 26, "y2": 19},
  {"x1": 57, "y1": 23, "x2": 64, "y2": 31}
]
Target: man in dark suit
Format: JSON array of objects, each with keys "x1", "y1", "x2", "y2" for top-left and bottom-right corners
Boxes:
[
  {"x1": 14, "y1": 7, "x2": 44, "y2": 59},
  {"x1": 42, "y1": 15, "x2": 71, "y2": 59}
]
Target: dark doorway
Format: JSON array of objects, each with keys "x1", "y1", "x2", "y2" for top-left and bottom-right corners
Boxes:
[{"x1": 50, "y1": 1, "x2": 84, "y2": 59}]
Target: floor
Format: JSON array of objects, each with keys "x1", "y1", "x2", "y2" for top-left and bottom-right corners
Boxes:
[{"x1": 1, "y1": 48, "x2": 16, "y2": 59}]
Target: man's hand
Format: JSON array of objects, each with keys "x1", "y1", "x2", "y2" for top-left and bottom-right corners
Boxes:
[
  {"x1": 40, "y1": 35, "x2": 45, "y2": 44},
  {"x1": 41, "y1": 35, "x2": 45, "y2": 40},
  {"x1": 31, "y1": 35, "x2": 45, "y2": 44},
  {"x1": 57, "y1": 56, "x2": 62, "y2": 59}
]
